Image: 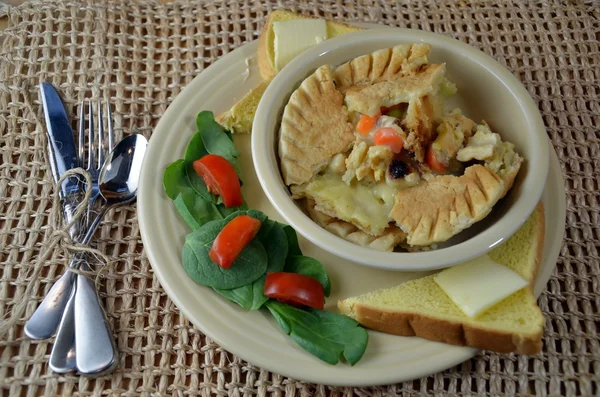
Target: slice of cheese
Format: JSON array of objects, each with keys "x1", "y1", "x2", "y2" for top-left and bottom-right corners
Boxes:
[
  {"x1": 433, "y1": 255, "x2": 529, "y2": 318},
  {"x1": 273, "y1": 19, "x2": 328, "y2": 71}
]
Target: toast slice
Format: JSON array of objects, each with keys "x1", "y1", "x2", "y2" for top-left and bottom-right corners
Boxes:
[
  {"x1": 338, "y1": 202, "x2": 546, "y2": 354},
  {"x1": 215, "y1": 79, "x2": 271, "y2": 134},
  {"x1": 257, "y1": 10, "x2": 363, "y2": 80}
]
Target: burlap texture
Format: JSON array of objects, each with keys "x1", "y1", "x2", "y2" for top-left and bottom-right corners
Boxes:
[{"x1": 0, "y1": 0, "x2": 598, "y2": 395}]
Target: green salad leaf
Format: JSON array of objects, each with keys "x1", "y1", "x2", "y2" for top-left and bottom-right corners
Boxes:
[
  {"x1": 196, "y1": 111, "x2": 240, "y2": 160},
  {"x1": 182, "y1": 218, "x2": 267, "y2": 289},
  {"x1": 184, "y1": 132, "x2": 209, "y2": 162},
  {"x1": 164, "y1": 159, "x2": 244, "y2": 229},
  {"x1": 265, "y1": 301, "x2": 368, "y2": 365},
  {"x1": 285, "y1": 255, "x2": 331, "y2": 297},
  {"x1": 217, "y1": 199, "x2": 249, "y2": 218},
  {"x1": 257, "y1": 219, "x2": 289, "y2": 273},
  {"x1": 214, "y1": 211, "x2": 288, "y2": 310},
  {"x1": 163, "y1": 160, "x2": 189, "y2": 200},
  {"x1": 214, "y1": 281, "x2": 267, "y2": 311},
  {"x1": 283, "y1": 224, "x2": 302, "y2": 256},
  {"x1": 173, "y1": 191, "x2": 222, "y2": 230},
  {"x1": 185, "y1": 161, "x2": 215, "y2": 203},
  {"x1": 196, "y1": 111, "x2": 242, "y2": 178}
]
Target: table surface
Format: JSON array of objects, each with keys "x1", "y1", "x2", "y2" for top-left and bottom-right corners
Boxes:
[{"x1": 0, "y1": 0, "x2": 598, "y2": 396}]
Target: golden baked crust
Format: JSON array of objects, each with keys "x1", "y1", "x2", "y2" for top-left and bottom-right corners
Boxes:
[
  {"x1": 391, "y1": 164, "x2": 505, "y2": 246},
  {"x1": 279, "y1": 65, "x2": 355, "y2": 186},
  {"x1": 344, "y1": 64, "x2": 445, "y2": 116},
  {"x1": 333, "y1": 44, "x2": 431, "y2": 91}
]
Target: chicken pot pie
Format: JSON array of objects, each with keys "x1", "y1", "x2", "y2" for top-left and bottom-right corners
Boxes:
[{"x1": 279, "y1": 44, "x2": 523, "y2": 251}]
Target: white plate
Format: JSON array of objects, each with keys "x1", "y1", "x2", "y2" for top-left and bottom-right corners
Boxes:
[{"x1": 138, "y1": 38, "x2": 566, "y2": 386}]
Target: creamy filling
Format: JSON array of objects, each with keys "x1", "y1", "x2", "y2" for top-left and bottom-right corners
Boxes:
[{"x1": 305, "y1": 171, "x2": 407, "y2": 235}]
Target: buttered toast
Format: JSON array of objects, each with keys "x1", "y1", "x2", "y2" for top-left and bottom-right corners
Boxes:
[
  {"x1": 257, "y1": 10, "x2": 363, "y2": 80},
  {"x1": 338, "y1": 203, "x2": 546, "y2": 354}
]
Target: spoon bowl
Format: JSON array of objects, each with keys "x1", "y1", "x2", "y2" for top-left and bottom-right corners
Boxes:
[{"x1": 99, "y1": 134, "x2": 147, "y2": 203}]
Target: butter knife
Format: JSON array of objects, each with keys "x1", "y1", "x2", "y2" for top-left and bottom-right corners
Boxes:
[{"x1": 24, "y1": 83, "x2": 83, "y2": 340}]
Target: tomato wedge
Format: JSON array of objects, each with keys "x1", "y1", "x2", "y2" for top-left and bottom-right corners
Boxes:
[
  {"x1": 209, "y1": 215, "x2": 262, "y2": 269},
  {"x1": 373, "y1": 128, "x2": 404, "y2": 153},
  {"x1": 193, "y1": 154, "x2": 242, "y2": 208},
  {"x1": 426, "y1": 145, "x2": 449, "y2": 174},
  {"x1": 356, "y1": 114, "x2": 379, "y2": 136},
  {"x1": 264, "y1": 272, "x2": 325, "y2": 310}
]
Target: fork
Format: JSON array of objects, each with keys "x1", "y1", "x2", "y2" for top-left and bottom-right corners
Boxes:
[
  {"x1": 24, "y1": 100, "x2": 116, "y2": 341},
  {"x1": 79, "y1": 100, "x2": 114, "y2": 226},
  {"x1": 47, "y1": 99, "x2": 118, "y2": 374}
]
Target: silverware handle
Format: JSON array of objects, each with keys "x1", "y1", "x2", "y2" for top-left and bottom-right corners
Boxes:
[
  {"x1": 74, "y1": 267, "x2": 118, "y2": 376},
  {"x1": 24, "y1": 270, "x2": 76, "y2": 340},
  {"x1": 62, "y1": 194, "x2": 84, "y2": 240},
  {"x1": 48, "y1": 286, "x2": 77, "y2": 373},
  {"x1": 24, "y1": 206, "x2": 107, "y2": 340}
]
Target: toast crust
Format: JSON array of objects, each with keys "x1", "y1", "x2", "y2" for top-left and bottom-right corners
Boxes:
[
  {"x1": 257, "y1": 13, "x2": 276, "y2": 80},
  {"x1": 257, "y1": 10, "x2": 363, "y2": 80},
  {"x1": 530, "y1": 202, "x2": 545, "y2": 287},
  {"x1": 340, "y1": 297, "x2": 543, "y2": 354},
  {"x1": 338, "y1": 202, "x2": 546, "y2": 354}
]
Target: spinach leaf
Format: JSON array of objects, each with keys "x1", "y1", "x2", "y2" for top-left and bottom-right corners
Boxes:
[
  {"x1": 265, "y1": 301, "x2": 368, "y2": 366},
  {"x1": 221, "y1": 210, "x2": 287, "y2": 270},
  {"x1": 214, "y1": 211, "x2": 287, "y2": 310},
  {"x1": 283, "y1": 224, "x2": 302, "y2": 256},
  {"x1": 184, "y1": 161, "x2": 216, "y2": 203},
  {"x1": 163, "y1": 160, "x2": 189, "y2": 200},
  {"x1": 285, "y1": 256, "x2": 331, "y2": 297},
  {"x1": 257, "y1": 219, "x2": 288, "y2": 273},
  {"x1": 183, "y1": 219, "x2": 267, "y2": 289},
  {"x1": 174, "y1": 192, "x2": 201, "y2": 230},
  {"x1": 217, "y1": 200, "x2": 249, "y2": 218},
  {"x1": 184, "y1": 132, "x2": 209, "y2": 162},
  {"x1": 214, "y1": 279, "x2": 266, "y2": 310},
  {"x1": 196, "y1": 111, "x2": 240, "y2": 161},
  {"x1": 164, "y1": 160, "x2": 228, "y2": 229},
  {"x1": 222, "y1": 209, "x2": 267, "y2": 224},
  {"x1": 174, "y1": 191, "x2": 223, "y2": 230},
  {"x1": 196, "y1": 111, "x2": 242, "y2": 179}
]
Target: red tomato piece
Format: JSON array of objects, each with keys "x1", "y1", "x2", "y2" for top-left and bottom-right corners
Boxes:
[
  {"x1": 264, "y1": 272, "x2": 325, "y2": 310},
  {"x1": 426, "y1": 145, "x2": 449, "y2": 174},
  {"x1": 209, "y1": 215, "x2": 262, "y2": 269},
  {"x1": 356, "y1": 114, "x2": 379, "y2": 136},
  {"x1": 193, "y1": 154, "x2": 243, "y2": 208},
  {"x1": 373, "y1": 128, "x2": 404, "y2": 153}
]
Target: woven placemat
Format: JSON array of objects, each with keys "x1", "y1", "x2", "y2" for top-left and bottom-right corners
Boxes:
[{"x1": 0, "y1": 0, "x2": 598, "y2": 395}]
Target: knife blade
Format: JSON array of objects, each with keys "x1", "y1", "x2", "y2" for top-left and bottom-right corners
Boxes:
[
  {"x1": 24, "y1": 83, "x2": 83, "y2": 340},
  {"x1": 39, "y1": 82, "x2": 80, "y2": 197}
]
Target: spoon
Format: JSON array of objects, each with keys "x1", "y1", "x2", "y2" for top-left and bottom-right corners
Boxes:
[{"x1": 49, "y1": 134, "x2": 148, "y2": 375}]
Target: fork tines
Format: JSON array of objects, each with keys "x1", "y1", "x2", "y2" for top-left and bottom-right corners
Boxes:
[{"x1": 78, "y1": 100, "x2": 115, "y2": 168}]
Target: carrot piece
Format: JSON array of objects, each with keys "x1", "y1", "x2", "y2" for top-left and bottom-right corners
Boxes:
[
  {"x1": 373, "y1": 128, "x2": 404, "y2": 153},
  {"x1": 356, "y1": 114, "x2": 379, "y2": 136},
  {"x1": 426, "y1": 145, "x2": 449, "y2": 174}
]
